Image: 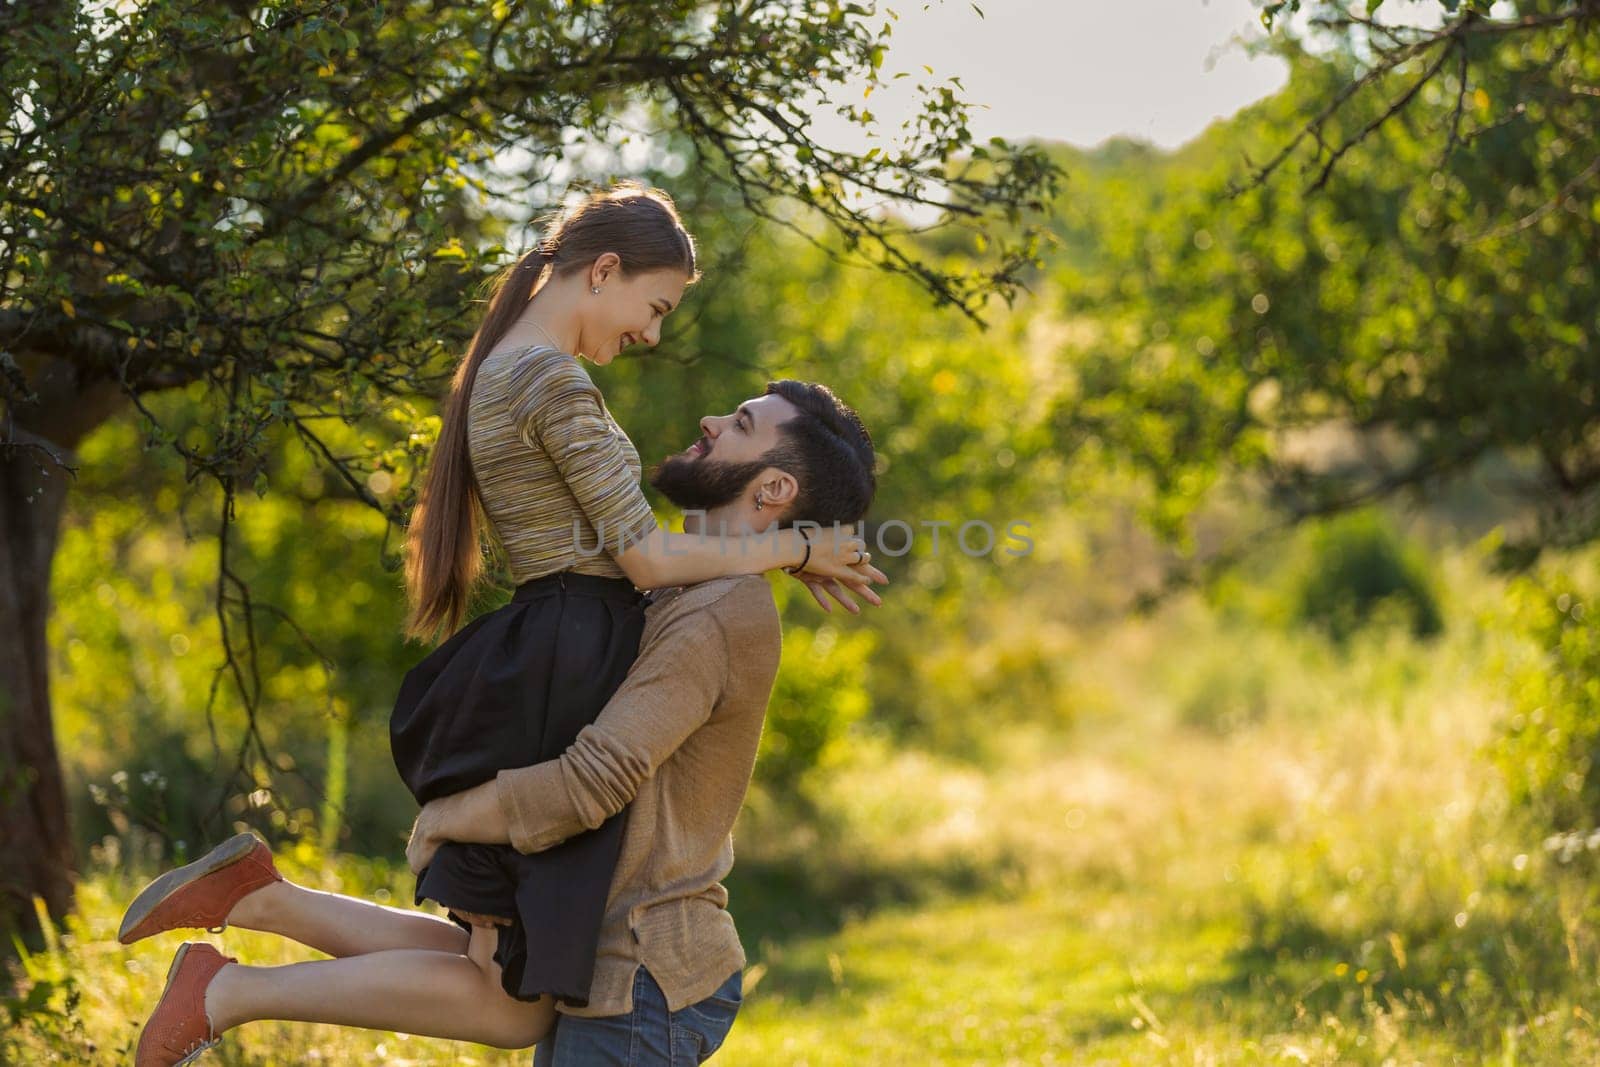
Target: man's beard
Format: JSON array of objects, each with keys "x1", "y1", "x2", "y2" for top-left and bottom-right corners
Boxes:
[{"x1": 648, "y1": 451, "x2": 770, "y2": 513}]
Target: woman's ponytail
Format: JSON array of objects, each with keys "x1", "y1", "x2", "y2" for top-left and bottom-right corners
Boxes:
[{"x1": 402, "y1": 251, "x2": 545, "y2": 643}]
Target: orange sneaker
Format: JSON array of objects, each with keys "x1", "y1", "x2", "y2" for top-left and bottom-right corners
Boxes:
[
  {"x1": 118, "y1": 832, "x2": 282, "y2": 945},
  {"x1": 135, "y1": 941, "x2": 234, "y2": 1066}
]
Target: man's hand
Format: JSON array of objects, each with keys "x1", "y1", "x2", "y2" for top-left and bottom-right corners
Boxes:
[
  {"x1": 405, "y1": 778, "x2": 512, "y2": 874},
  {"x1": 406, "y1": 811, "x2": 507, "y2": 927},
  {"x1": 406, "y1": 801, "x2": 445, "y2": 874},
  {"x1": 453, "y1": 909, "x2": 511, "y2": 928}
]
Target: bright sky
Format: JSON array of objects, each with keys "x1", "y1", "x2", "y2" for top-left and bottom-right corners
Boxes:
[{"x1": 810, "y1": 0, "x2": 1290, "y2": 151}]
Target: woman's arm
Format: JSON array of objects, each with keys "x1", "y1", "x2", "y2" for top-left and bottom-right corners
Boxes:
[{"x1": 611, "y1": 525, "x2": 885, "y2": 608}]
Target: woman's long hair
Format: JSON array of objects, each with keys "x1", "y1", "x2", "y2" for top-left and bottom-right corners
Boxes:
[{"x1": 403, "y1": 183, "x2": 699, "y2": 643}]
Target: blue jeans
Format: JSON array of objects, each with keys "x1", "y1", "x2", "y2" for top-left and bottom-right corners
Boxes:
[{"x1": 532, "y1": 966, "x2": 743, "y2": 1066}]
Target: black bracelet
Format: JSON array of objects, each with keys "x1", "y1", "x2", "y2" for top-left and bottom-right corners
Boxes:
[{"x1": 784, "y1": 527, "x2": 813, "y2": 575}]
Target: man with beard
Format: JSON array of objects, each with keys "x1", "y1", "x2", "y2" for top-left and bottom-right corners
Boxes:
[{"x1": 404, "y1": 379, "x2": 878, "y2": 1065}]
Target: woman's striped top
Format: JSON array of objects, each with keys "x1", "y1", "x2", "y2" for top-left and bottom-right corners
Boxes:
[{"x1": 467, "y1": 343, "x2": 658, "y2": 584}]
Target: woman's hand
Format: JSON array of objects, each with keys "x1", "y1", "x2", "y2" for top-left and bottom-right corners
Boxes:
[
  {"x1": 789, "y1": 569, "x2": 880, "y2": 614},
  {"x1": 796, "y1": 527, "x2": 887, "y2": 613}
]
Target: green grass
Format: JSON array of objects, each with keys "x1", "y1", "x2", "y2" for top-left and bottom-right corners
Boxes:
[
  {"x1": 717, "y1": 581, "x2": 1600, "y2": 1065},
  {"x1": 10, "y1": 554, "x2": 1600, "y2": 1064}
]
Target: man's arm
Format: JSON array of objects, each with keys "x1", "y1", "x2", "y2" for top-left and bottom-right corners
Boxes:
[{"x1": 407, "y1": 595, "x2": 737, "y2": 870}]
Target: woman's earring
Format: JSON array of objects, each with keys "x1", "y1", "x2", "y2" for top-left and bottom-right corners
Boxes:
[
  {"x1": 754, "y1": 494, "x2": 765, "y2": 511},
  {"x1": 591, "y1": 286, "x2": 602, "y2": 295}
]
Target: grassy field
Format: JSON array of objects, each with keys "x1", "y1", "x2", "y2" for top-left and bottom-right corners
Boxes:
[{"x1": 9, "y1": 549, "x2": 1600, "y2": 1065}]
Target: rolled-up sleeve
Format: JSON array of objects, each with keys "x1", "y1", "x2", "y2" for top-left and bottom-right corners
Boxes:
[
  {"x1": 504, "y1": 347, "x2": 658, "y2": 551},
  {"x1": 495, "y1": 609, "x2": 730, "y2": 854}
]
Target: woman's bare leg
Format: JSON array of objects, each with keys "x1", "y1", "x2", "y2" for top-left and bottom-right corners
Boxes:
[
  {"x1": 225, "y1": 879, "x2": 470, "y2": 958},
  {"x1": 202, "y1": 923, "x2": 552, "y2": 1049}
]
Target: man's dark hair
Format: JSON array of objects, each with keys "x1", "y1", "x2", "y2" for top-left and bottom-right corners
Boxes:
[{"x1": 761, "y1": 379, "x2": 876, "y2": 527}]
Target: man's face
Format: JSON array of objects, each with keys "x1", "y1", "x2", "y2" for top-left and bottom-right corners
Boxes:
[
  {"x1": 647, "y1": 393, "x2": 800, "y2": 512},
  {"x1": 685, "y1": 393, "x2": 799, "y2": 466}
]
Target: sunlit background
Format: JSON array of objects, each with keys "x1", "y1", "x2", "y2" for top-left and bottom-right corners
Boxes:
[{"x1": 7, "y1": 0, "x2": 1599, "y2": 1063}]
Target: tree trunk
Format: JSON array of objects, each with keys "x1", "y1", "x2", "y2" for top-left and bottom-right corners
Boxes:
[{"x1": 0, "y1": 430, "x2": 77, "y2": 945}]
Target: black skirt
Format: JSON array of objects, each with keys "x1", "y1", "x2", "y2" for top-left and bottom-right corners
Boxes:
[{"x1": 389, "y1": 571, "x2": 649, "y2": 1005}]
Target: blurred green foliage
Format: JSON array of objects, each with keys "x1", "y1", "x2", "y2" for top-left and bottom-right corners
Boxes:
[
  {"x1": 760, "y1": 587, "x2": 877, "y2": 799},
  {"x1": 1491, "y1": 571, "x2": 1600, "y2": 834},
  {"x1": 49, "y1": 401, "x2": 420, "y2": 857},
  {"x1": 1286, "y1": 509, "x2": 1443, "y2": 644},
  {"x1": 1046, "y1": 18, "x2": 1600, "y2": 565}
]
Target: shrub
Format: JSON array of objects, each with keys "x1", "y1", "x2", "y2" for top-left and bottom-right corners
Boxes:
[{"x1": 1286, "y1": 509, "x2": 1443, "y2": 643}]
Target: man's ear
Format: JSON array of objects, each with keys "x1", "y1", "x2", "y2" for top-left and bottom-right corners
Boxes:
[{"x1": 757, "y1": 468, "x2": 799, "y2": 509}]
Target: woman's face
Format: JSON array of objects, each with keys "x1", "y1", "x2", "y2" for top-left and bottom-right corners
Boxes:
[{"x1": 577, "y1": 265, "x2": 689, "y2": 366}]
